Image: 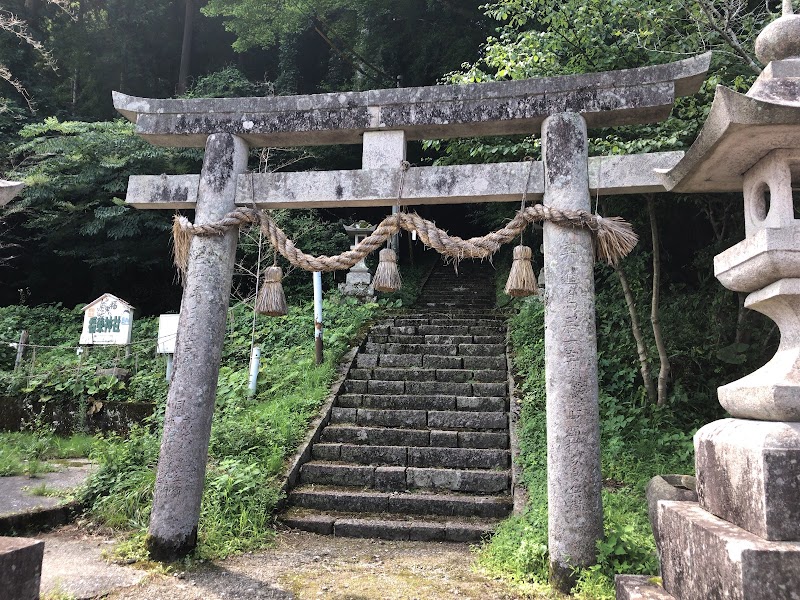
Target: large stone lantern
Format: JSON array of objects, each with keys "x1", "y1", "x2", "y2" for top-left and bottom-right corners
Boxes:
[
  {"x1": 338, "y1": 222, "x2": 376, "y2": 299},
  {"x1": 617, "y1": 5, "x2": 800, "y2": 599}
]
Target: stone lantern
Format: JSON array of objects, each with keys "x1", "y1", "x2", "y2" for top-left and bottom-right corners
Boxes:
[
  {"x1": 617, "y1": 5, "x2": 800, "y2": 599},
  {"x1": 338, "y1": 222, "x2": 376, "y2": 299}
]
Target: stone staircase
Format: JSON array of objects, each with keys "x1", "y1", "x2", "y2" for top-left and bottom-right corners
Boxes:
[{"x1": 281, "y1": 260, "x2": 512, "y2": 541}]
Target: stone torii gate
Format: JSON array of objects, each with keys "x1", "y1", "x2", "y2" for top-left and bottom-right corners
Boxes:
[{"x1": 114, "y1": 53, "x2": 710, "y2": 587}]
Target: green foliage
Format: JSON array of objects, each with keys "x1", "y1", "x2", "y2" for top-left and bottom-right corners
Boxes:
[
  {"x1": 184, "y1": 66, "x2": 273, "y2": 99},
  {"x1": 479, "y1": 293, "x2": 704, "y2": 597},
  {"x1": 0, "y1": 431, "x2": 93, "y2": 476},
  {"x1": 2, "y1": 118, "x2": 200, "y2": 308},
  {"x1": 78, "y1": 292, "x2": 380, "y2": 559}
]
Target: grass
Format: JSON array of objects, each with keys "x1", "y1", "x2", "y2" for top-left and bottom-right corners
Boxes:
[
  {"x1": 477, "y1": 297, "x2": 698, "y2": 599},
  {"x1": 82, "y1": 293, "x2": 383, "y2": 561},
  {"x1": 0, "y1": 432, "x2": 94, "y2": 477},
  {"x1": 25, "y1": 482, "x2": 68, "y2": 497}
]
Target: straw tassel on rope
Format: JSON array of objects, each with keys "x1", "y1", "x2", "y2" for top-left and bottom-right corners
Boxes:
[
  {"x1": 172, "y1": 215, "x2": 193, "y2": 281},
  {"x1": 255, "y1": 266, "x2": 288, "y2": 316},
  {"x1": 373, "y1": 248, "x2": 402, "y2": 292},
  {"x1": 505, "y1": 245, "x2": 538, "y2": 297}
]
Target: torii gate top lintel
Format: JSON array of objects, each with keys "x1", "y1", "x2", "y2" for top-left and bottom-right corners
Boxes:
[{"x1": 113, "y1": 52, "x2": 711, "y2": 149}]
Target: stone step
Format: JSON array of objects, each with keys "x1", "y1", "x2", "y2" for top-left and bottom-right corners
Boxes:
[
  {"x1": 351, "y1": 379, "x2": 507, "y2": 397},
  {"x1": 289, "y1": 487, "x2": 512, "y2": 518},
  {"x1": 356, "y1": 354, "x2": 507, "y2": 371},
  {"x1": 392, "y1": 318, "x2": 505, "y2": 327},
  {"x1": 299, "y1": 461, "x2": 510, "y2": 493},
  {"x1": 320, "y1": 425, "x2": 509, "y2": 449},
  {"x1": 329, "y1": 407, "x2": 508, "y2": 430},
  {"x1": 347, "y1": 367, "x2": 507, "y2": 383},
  {"x1": 312, "y1": 443, "x2": 509, "y2": 469},
  {"x1": 280, "y1": 508, "x2": 498, "y2": 542},
  {"x1": 365, "y1": 334, "x2": 506, "y2": 347},
  {"x1": 344, "y1": 378, "x2": 507, "y2": 397},
  {"x1": 362, "y1": 342, "x2": 506, "y2": 357},
  {"x1": 336, "y1": 394, "x2": 508, "y2": 412}
]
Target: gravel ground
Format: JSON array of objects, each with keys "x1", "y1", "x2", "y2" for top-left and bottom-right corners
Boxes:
[{"x1": 101, "y1": 529, "x2": 530, "y2": 600}]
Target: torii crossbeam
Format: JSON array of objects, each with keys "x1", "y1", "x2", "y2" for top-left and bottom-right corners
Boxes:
[{"x1": 115, "y1": 52, "x2": 710, "y2": 589}]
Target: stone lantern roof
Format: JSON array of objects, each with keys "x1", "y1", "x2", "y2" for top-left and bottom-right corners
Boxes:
[{"x1": 660, "y1": 7, "x2": 800, "y2": 193}]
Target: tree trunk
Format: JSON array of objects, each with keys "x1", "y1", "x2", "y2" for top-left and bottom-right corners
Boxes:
[
  {"x1": 614, "y1": 264, "x2": 656, "y2": 405},
  {"x1": 177, "y1": 0, "x2": 194, "y2": 96},
  {"x1": 647, "y1": 196, "x2": 670, "y2": 406}
]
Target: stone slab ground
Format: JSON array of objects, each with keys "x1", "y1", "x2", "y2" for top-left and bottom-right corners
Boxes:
[{"x1": 0, "y1": 460, "x2": 93, "y2": 534}]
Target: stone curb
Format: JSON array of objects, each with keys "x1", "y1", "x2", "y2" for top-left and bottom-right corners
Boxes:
[
  {"x1": 0, "y1": 500, "x2": 83, "y2": 536},
  {"x1": 506, "y1": 323, "x2": 529, "y2": 515}
]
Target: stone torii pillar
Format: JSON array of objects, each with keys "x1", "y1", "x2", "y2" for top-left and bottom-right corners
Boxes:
[
  {"x1": 113, "y1": 52, "x2": 710, "y2": 570},
  {"x1": 543, "y1": 113, "x2": 603, "y2": 588},
  {"x1": 147, "y1": 134, "x2": 248, "y2": 559}
]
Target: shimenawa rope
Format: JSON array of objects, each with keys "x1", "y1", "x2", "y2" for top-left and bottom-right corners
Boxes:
[{"x1": 172, "y1": 203, "x2": 638, "y2": 281}]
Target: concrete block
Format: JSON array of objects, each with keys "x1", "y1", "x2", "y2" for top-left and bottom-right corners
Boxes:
[
  {"x1": 472, "y1": 382, "x2": 507, "y2": 397},
  {"x1": 367, "y1": 380, "x2": 405, "y2": 395},
  {"x1": 300, "y1": 463, "x2": 374, "y2": 487},
  {"x1": 387, "y1": 492, "x2": 511, "y2": 518},
  {"x1": 462, "y1": 356, "x2": 505, "y2": 370},
  {"x1": 343, "y1": 380, "x2": 368, "y2": 394},
  {"x1": 373, "y1": 367, "x2": 435, "y2": 381},
  {"x1": 406, "y1": 467, "x2": 509, "y2": 493},
  {"x1": 0, "y1": 537, "x2": 44, "y2": 600},
  {"x1": 428, "y1": 411, "x2": 508, "y2": 430},
  {"x1": 356, "y1": 408, "x2": 427, "y2": 428},
  {"x1": 436, "y1": 369, "x2": 471, "y2": 383},
  {"x1": 472, "y1": 335, "x2": 506, "y2": 345},
  {"x1": 330, "y1": 407, "x2": 357, "y2": 423},
  {"x1": 360, "y1": 394, "x2": 455, "y2": 411},
  {"x1": 336, "y1": 394, "x2": 362, "y2": 408},
  {"x1": 339, "y1": 444, "x2": 407, "y2": 466},
  {"x1": 458, "y1": 431, "x2": 508, "y2": 449},
  {"x1": 375, "y1": 466, "x2": 407, "y2": 492},
  {"x1": 430, "y1": 430, "x2": 458, "y2": 448},
  {"x1": 658, "y1": 501, "x2": 800, "y2": 600},
  {"x1": 615, "y1": 575, "x2": 675, "y2": 599},
  {"x1": 407, "y1": 381, "x2": 471, "y2": 395},
  {"x1": 408, "y1": 447, "x2": 509, "y2": 469},
  {"x1": 425, "y1": 335, "x2": 473, "y2": 345},
  {"x1": 472, "y1": 369, "x2": 507, "y2": 383},
  {"x1": 458, "y1": 343, "x2": 505, "y2": 356},
  {"x1": 386, "y1": 334, "x2": 425, "y2": 344},
  {"x1": 445, "y1": 522, "x2": 492, "y2": 542},
  {"x1": 290, "y1": 489, "x2": 389, "y2": 513},
  {"x1": 311, "y1": 443, "x2": 341, "y2": 461},
  {"x1": 334, "y1": 519, "x2": 409, "y2": 541},
  {"x1": 348, "y1": 368, "x2": 371, "y2": 380},
  {"x1": 695, "y1": 419, "x2": 800, "y2": 540},
  {"x1": 282, "y1": 514, "x2": 334, "y2": 535},
  {"x1": 418, "y1": 325, "x2": 463, "y2": 335},
  {"x1": 456, "y1": 396, "x2": 507, "y2": 412},
  {"x1": 423, "y1": 355, "x2": 462, "y2": 369},
  {"x1": 378, "y1": 354, "x2": 422, "y2": 368}
]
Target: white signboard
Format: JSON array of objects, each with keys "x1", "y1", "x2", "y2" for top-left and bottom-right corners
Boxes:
[
  {"x1": 79, "y1": 293, "x2": 133, "y2": 345},
  {"x1": 157, "y1": 314, "x2": 180, "y2": 354}
]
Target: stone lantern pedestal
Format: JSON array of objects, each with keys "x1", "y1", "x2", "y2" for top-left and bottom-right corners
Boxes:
[
  {"x1": 338, "y1": 224, "x2": 376, "y2": 299},
  {"x1": 617, "y1": 9, "x2": 800, "y2": 600}
]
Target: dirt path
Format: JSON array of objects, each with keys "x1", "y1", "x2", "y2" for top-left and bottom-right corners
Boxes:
[{"x1": 89, "y1": 529, "x2": 530, "y2": 600}]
